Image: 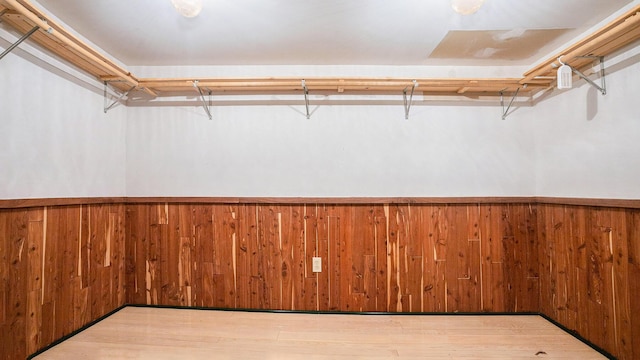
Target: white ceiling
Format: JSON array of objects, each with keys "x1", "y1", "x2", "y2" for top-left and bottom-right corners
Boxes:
[{"x1": 33, "y1": 0, "x2": 633, "y2": 66}]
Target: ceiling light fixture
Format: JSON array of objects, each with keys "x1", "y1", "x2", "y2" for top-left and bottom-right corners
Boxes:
[
  {"x1": 451, "y1": 0, "x2": 485, "y2": 15},
  {"x1": 170, "y1": 0, "x2": 203, "y2": 18}
]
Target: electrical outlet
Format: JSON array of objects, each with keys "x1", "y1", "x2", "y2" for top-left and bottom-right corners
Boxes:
[{"x1": 312, "y1": 257, "x2": 322, "y2": 273}]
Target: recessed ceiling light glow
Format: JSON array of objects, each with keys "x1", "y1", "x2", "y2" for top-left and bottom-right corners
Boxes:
[
  {"x1": 451, "y1": 0, "x2": 485, "y2": 15},
  {"x1": 170, "y1": 0, "x2": 203, "y2": 18}
]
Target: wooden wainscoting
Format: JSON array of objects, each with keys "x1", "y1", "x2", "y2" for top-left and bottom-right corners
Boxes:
[
  {"x1": 537, "y1": 204, "x2": 640, "y2": 360},
  {"x1": 0, "y1": 204, "x2": 126, "y2": 360},
  {"x1": 3, "y1": 199, "x2": 639, "y2": 360},
  {"x1": 125, "y1": 203, "x2": 539, "y2": 313}
]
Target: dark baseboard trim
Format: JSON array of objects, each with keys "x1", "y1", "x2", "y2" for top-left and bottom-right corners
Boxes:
[
  {"x1": 125, "y1": 303, "x2": 540, "y2": 316},
  {"x1": 26, "y1": 305, "x2": 127, "y2": 359},
  {"x1": 538, "y1": 313, "x2": 616, "y2": 360},
  {"x1": 2, "y1": 196, "x2": 640, "y2": 209}
]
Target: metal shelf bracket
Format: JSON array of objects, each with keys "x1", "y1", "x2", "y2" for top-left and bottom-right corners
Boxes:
[
  {"x1": 403, "y1": 80, "x2": 418, "y2": 119},
  {"x1": 103, "y1": 81, "x2": 135, "y2": 113},
  {"x1": 573, "y1": 56, "x2": 606, "y2": 95},
  {"x1": 193, "y1": 80, "x2": 212, "y2": 120},
  {"x1": 500, "y1": 86, "x2": 522, "y2": 120},
  {"x1": 301, "y1": 79, "x2": 310, "y2": 119}
]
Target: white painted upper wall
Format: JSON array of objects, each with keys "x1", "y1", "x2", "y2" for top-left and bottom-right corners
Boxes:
[
  {"x1": 0, "y1": 31, "x2": 127, "y2": 199},
  {"x1": 532, "y1": 46, "x2": 640, "y2": 199},
  {"x1": 125, "y1": 101, "x2": 536, "y2": 197},
  {"x1": 123, "y1": 38, "x2": 640, "y2": 198},
  {"x1": 2, "y1": 15, "x2": 639, "y2": 199},
  {"x1": 124, "y1": 40, "x2": 640, "y2": 199}
]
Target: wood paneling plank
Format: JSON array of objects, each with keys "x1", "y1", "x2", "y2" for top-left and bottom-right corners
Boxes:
[
  {"x1": 73, "y1": 283, "x2": 89, "y2": 332},
  {"x1": 433, "y1": 206, "x2": 449, "y2": 312},
  {"x1": 627, "y1": 210, "x2": 640, "y2": 359},
  {"x1": 490, "y1": 206, "x2": 507, "y2": 305},
  {"x1": 300, "y1": 205, "x2": 317, "y2": 311},
  {"x1": 235, "y1": 205, "x2": 252, "y2": 309},
  {"x1": 263, "y1": 206, "x2": 280, "y2": 309},
  {"x1": 350, "y1": 206, "x2": 366, "y2": 295},
  {"x1": 600, "y1": 209, "x2": 616, "y2": 354},
  {"x1": 26, "y1": 220, "x2": 43, "y2": 293},
  {"x1": 374, "y1": 209, "x2": 387, "y2": 312},
  {"x1": 363, "y1": 254, "x2": 376, "y2": 311},
  {"x1": 164, "y1": 205, "x2": 181, "y2": 305},
  {"x1": 523, "y1": 205, "x2": 539, "y2": 312},
  {"x1": 552, "y1": 205, "x2": 567, "y2": 323},
  {"x1": 25, "y1": 290, "x2": 41, "y2": 355},
  {"x1": 446, "y1": 205, "x2": 467, "y2": 312},
  {"x1": 39, "y1": 301, "x2": 54, "y2": 352},
  {"x1": 339, "y1": 206, "x2": 355, "y2": 311},
  {"x1": 0, "y1": 213, "x2": 7, "y2": 327},
  {"x1": 407, "y1": 256, "x2": 422, "y2": 312},
  {"x1": 328, "y1": 211, "x2": 341, "y2": 311},
  {"x1": 124, "y1": 205, "x2": 140, "y2": 304},
  {"x1": 287, "y1": 205, "x2": 305, "y2": 310},
  {"x1": 209, "y1": 206, "x2": 236, "y2": 308},
  {"x1": 387, "y1": 205, "x2": 401, "y2": 312},
  {"x1": 254, "y1": 206, "x2": 268, "y2": 308},
  {"x1": 247, "y1": 205, "x2": 261, "y2": 308},
  {"x1": 395, "y1": 205, "x2": 414, "y2": 312},
  {"x1": 201, "y1": 262, "x2": 214, "y2": 306},
  {"x1": 8, "y1": 210, "x2": 28, "y2": 360},
  {"x1": 43, "y1": 208, "x2": 58, "y2": 307},
  {"x1": 421, "y1": 206, "x2": 436, "y2": 312},
  {"x1": 537, "y1": 205, "x2": 553, "y2": 317},
  {"x1": 586, "y1": 209, "x2": 607, "y2": 348},
  {"x1": 610, "y1": 209, "x2": 632, "y2": 359}
]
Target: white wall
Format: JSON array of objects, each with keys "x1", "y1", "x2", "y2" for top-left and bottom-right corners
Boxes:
[
  {"x1": 125, "y1": 98, "x2": 536, "y2": 197},
  {"x1": 0, "y1": 32, "x2": 127, "y2": 199},
  {"x1": 531, "y1": 46, "x2": 640, "y2": 199},
  {"x1": 3, "y1": 31, "x2": 639, "y2": 200},
  {"x1": 125, "y1": 45, "x2": 640, "y2": 199}
]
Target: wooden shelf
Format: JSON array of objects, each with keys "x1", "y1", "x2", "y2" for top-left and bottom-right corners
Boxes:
[
  {"x1": 522, "y1": 5, "x2": 640, "y2": 84},
  {"x1": 136, "y1": 77, "x2": 540, "y2": 97},
  {"x1": 1, "y1": 0, "x2": 639, "y2": 101}
]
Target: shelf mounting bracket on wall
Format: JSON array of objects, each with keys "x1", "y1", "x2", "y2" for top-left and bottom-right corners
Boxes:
[
  {"x1": 573, "y1": 56, "x2": 606, "y2": 95},
  {"x1": 0, "y1": 25, "x2": 39, "y2": 61},
  {"x1": 193, "y1": 80, "x2": 212, "y2": 120},
  {"x1": 301, "y1": 79, "x2": 310, "y2": 119},
  {"x1": 103, "y1": 81, "x2": 135, "y2": 113},
  {"x1": 500, "y1": 86, "x2": 522, "y2": 120},
  {"x1": 403, "y1": 80, "x2": 418, "y2": 119}
]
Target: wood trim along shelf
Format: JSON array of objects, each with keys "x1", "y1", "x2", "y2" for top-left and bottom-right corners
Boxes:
[
  {"x1": 1, "y1": 196, "x2": 640, "y2": 209},
  {"x1": 536, "y1": 196, "x2": 640, "y2": 209},
  {"x1": 124, "y1": 196, "x2": 537, "y2": 205},
  {"x1": 0, "y1": 197, "x2": 127, "y2": 209}
]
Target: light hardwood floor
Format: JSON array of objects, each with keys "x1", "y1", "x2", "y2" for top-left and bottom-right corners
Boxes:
[{"x1": 32, "y1": 307, "x2": 606, "y2": 359}]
